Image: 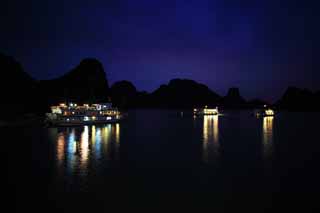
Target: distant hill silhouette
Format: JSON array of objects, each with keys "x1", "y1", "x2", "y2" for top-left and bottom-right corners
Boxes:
[
  {"x1": 39, "y1": 58, "x2": 109, "y2": 107},
  {"x1": 0, "y1": 53, "x2": 38, "y2": 118},
  {"x1": 110, "y1": 81, "x2": 137, "y2": 108},
  {"x1": 1, "y1": 53, "x2": 319, "y2": 116},
  {"x1": 148, "y1": 79, "x2": 221, "y2": 108},
  {"x1": 0, "y1": 53, "x2": 36, "y2": 98},
  {"x1": 276, "y1": 87, "x2": 320, "y2": 111},
  {"x1": 222, "y1": 87, "x2": 247, "y2": 108},
  {"x1": 108, "y1": 79, "x2": 222, "y2": 109}
]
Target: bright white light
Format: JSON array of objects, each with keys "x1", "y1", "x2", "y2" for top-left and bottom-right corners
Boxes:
[
  {"x1": 84, "y1": 116, "x2": 89, "y2": 121},
  {"x1": 107, "y1": 116, "x2": 112, "y2": 120},
  {"x1": 204, "y1": 108, "x2": 218, "y2": 115},
  {"x1": 51, "y1": 107, "x2": 62, "y2": 114},
  {"x1": 265, "y1": 109, "x2": 274, "y2": 116}
]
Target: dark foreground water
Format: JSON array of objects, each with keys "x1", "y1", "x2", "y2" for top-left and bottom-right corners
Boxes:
[{"x1": 3, "y1": 110, "x2": 320, "y2": 212}]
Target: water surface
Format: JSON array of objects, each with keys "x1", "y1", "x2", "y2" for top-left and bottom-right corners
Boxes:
[{"x1": 4, "y1": 110, "x2": 320, "y2": 212}]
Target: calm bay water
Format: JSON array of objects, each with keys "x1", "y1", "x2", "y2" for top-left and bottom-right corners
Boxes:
[{"x1": 4, "y1": 110, "x2": 320, "y2": 212}]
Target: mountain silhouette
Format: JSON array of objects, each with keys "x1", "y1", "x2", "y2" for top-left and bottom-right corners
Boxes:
[
  {"x1": 110, "y1": 81, "x2": 137, "y2": 108},
  {"x1": 0, "y1": 53, "x2": 35, "y2": 97},
  {"x1": 222, "y1": 87, "x2": 247, "y2": 108},
  {"x1": 1, "y1": 53, "x2": 319, "y2": 117},
  {"x1": 148, "y1": 79, "x2": 221, "y2": 108},
  {"x1": 0, "y1": 53, "x2": 38, "y2": 118},
  {"x1": 39, "y1": 58, "x2": 109, "y2": 106},
  {"x1": 276, "y1": 87, "x2": 319, "y2": 111}
]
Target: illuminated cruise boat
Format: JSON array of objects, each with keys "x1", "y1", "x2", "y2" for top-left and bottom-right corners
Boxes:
[
  {"x1": 194, "y1": 106, "x2": 219, "y2": 116},
  {"x1": 45, "y1": 103, "x2": 123, "y2": 126},
  {"x1": 254, "y1": 105, "x2": 275, "y2": 117}
]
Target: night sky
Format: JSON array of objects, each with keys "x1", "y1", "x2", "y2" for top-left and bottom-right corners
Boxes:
[{"x1": 1, "y1": 0, "x2": 319, "y2": 101}]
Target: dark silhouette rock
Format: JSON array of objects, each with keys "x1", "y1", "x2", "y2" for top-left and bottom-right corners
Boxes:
[
  {"x1": 149, "y1": 79, "x2": 221, "y2": 108},
  {"x1": 39, "y1": 58, "x2": 109, "y2": 107},
  {"x1": 222, "y1": 87, "x2": 247, "y2": 108},
  {"x1": 3, "y1": 53, "x2": 319, "y2": 112},
  {"x1": 110, "y1": 81, "x2": 137, "y2": 108},
  {"x1": 0, "y1": 53, "x2": 36, "y2": 98},
  {"x1": 276, "y1": 87, "x2": 318, "y2": 111},
  {"x1": 0, "y1": 53, "x2": 38, "y2": 118}
]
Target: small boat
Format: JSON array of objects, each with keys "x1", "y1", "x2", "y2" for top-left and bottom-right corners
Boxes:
[
  {"x1": 45, "y1": 102, "x2": 123, "y2": 126},
  {"x1": 254, "y1": 108, "x2": 274, "y2": 117},
  {"x1": 194, "y1": 106, "x2": 219, "y2": 116}
]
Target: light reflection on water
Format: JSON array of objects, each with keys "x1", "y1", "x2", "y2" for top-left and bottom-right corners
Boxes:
[
  {"x1": 115, "y1": 123, "x2": 120, "y2": 143},
  {"x1": 12, "y1": 110, "x2": 320, "y2": 211},
  {"x1": 262, "y1": 117, "x2": 274, "y2": 160},
  {"x1": 95, "y1": 127, "x2": 102, "y2": 160},
  {"x1": 80, "y1": 126, "x2": 89, "y2": 174},
  {"x1": 115, "y1": 123, "x2": 120, "y2": 160},
  {"x1": 67, "y1": 130, "x2": 76, "y2": 173},
  {"x1": 54, "y1": 114, "x2": 274, "y2": 177},
  {"x1": 203, "y1": 115, "x2": 219, "y2": 163},
  {"x1": 102, "y1": 125, "x2": 111, "y2": 157},
  {"x1": 57, "y1": 134, "x2": 65, "y2": 166},
  {"x1": 54, "y1": 124, "x2": 121, "y2": 177}
]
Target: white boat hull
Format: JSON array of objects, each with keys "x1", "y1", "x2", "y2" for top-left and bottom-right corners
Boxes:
[{"x1": 47, "y1": 118, "x2": 122, "y2": 127}]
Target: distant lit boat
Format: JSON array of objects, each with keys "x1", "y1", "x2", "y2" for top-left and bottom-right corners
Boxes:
[
  {"x1": 254, "y1": 108, "x2": 274, "y2": 117},
  {"x1": 45, "y1": 103, "x2": 123, "y2": 126},
  {"x1": 194, "y1": 106, "x2": 219, "y2": 116}
]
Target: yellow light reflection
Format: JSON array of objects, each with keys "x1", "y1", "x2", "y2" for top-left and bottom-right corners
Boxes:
[
  {"x1": 114, "y1": 124, "x2": 120, "y2": 160},
  {"x1": 55, "y1": 124, "x2": 122, "y2": 176},
  {"x1": 262, "y1": 116, "x2": 274, "y2": 159},
  {"x1": 203, "y1": 116, "x2": 210, "y2": 163},
  {"x1": 102, "y1": 124, "x2": 111, "y2": 142},
  {"x1": 115, "y1": 123, "x2": 120, "y2": 144},
  {"x1": 57, "y1": 133, "x2": 65, "y2": 164},
  {"x1": 80, "y1": 126, "x2": 89, "y2": 173},
  {"x1": 213, "y1": 115, "x2": 219, "y2": 143},
  {"x1": 203, "y1": 115, "x2": 219, "y2": 163},
  {"x1": 102, "y1": 124, "x2": 111, "y2": 155},
  {"x1": 91, "y1": 126, "x2": 96, "y2": 144}
]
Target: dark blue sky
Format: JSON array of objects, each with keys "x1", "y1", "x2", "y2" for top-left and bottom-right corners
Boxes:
[{"x1": 1, "y1": 0, "x2": 319, "y2": 101}]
